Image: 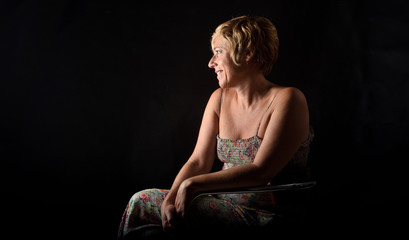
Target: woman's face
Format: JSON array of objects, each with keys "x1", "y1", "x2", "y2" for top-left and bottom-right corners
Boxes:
[{"x1": 208, "y1": 36, "x2": 238, "y2": 88}]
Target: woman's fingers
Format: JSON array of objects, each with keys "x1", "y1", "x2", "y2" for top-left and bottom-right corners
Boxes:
[
  {"x1": 162, "y1": 204, "x2": 177, "y2": 232},
  {"x1": 175, "y1": 180, "x2": 196, "y2": 219},
  {"x1": 175, "y1": 190, "x2": 188, "y2": 219}
]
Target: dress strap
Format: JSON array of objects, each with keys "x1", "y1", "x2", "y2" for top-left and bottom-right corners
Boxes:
[
  {"x1": 219, "y1": 89, "x2": 224, "y2": 116},
  {"x1": 255, "y1": 90, "x2": 280, "y2": 136}
]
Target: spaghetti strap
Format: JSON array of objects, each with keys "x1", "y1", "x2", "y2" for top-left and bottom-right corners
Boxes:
[
  {"x1": 255, "y1": 90, "x2": 279, "y2": 136},
  {"x1": 219, "y1": 89, "x2": 224, "y2": 116}
]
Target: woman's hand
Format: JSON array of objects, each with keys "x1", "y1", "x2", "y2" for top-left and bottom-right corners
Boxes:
[
  {"x1": 161, "y1": 179, "x2": 197, "y2": 232},
  {"x1": 174, "y1": 179, "x2": 197, "y2": 219},
  {"x1": 161, "y1": 202, "x2": 178, "y2": 232}
]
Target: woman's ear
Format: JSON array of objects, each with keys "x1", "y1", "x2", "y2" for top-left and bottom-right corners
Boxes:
[{"x1": 245, "y1": 48, "x2": 256, "y2": 63}]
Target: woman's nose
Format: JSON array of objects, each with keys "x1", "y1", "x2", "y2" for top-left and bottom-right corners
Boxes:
[{"x1": 208, "y1": 55, "x2": 216, "y2": 68}]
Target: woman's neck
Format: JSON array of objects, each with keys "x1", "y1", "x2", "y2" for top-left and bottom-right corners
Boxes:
[{"x1": 232, "y1": 73, "x2": 273, "y2": 110}]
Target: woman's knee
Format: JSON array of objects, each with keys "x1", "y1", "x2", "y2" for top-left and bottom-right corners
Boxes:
[{"x1": 130, "y1": 190, "x2": 150, "y2": 203}]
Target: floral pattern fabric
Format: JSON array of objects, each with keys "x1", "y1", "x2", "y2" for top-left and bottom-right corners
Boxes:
[
  {"x1": 216, "y1": 135, "x2": 261, "y2": 169},
  {"x1": 118, "y1": 188, "x2": 168, "y2": 239}
]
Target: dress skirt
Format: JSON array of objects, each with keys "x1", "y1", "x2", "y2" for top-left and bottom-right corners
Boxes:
[{"x1": 117, "y1": 188, "x2": 278, "y2": 239}]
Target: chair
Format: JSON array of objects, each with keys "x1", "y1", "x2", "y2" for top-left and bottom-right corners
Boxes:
[
  {"x1": 193, "y1": 181, "x2": 317, "y2": 197},
  {"x1": 189, "y1": 180, "x2": 318, "y2": 237}
]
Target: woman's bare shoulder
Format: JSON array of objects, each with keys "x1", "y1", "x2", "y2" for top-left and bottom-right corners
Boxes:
[
  {"x1": 210, "y1": 87, "x2": 223, "y2": 98},
  {"x1": 207, "y1": 88, "x2": 223, "y2": 116},
  {"x1": 275, "y1": 86, "x2": 307, "y2": 105}
]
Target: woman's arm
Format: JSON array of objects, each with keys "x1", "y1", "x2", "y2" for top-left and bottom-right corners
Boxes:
[
  {"x1": 174, "y1": 87, "x2": 310, "y2": 217},
  {"x1": 161, "y1": 88, "x2": 221, "y2": 230}
]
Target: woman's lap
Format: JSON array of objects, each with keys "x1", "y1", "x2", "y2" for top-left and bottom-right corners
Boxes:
[{"x1": 118, "y1": 189, "x2": 277, "y2": 239}]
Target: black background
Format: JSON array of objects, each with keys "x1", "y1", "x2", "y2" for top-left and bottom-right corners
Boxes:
[{"x1": 1, "y1": 0, "x2": 408, "y2": 239}]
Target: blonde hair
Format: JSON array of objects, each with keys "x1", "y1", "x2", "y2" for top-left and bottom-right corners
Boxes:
[{"x1": 211, "y1": 16, "x2": 279, "y2": 76}]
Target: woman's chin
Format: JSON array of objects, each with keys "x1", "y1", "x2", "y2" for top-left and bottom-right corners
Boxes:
[{"x1": 218, "y1": 78, "x2": 227, "y2": 88}]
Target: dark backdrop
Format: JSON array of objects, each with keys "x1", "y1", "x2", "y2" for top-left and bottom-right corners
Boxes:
[{"x1": 1, "y1": 0, "x2": 408, "y2": 239}]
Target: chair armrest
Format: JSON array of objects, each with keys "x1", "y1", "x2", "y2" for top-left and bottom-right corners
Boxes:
[{"x1": 193, "y1": 181, "x2": 317, "y2": 200}]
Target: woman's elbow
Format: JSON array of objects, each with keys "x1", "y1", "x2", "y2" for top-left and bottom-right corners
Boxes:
[
  {"x1": 186, "y1": 157, "x2": 213, "y2": 174},
  {"x1": 253, "y1": 160, "x2": 289, "y2": 185}
]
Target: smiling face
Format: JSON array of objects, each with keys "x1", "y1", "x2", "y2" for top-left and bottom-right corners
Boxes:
[
  {"x1": 208, "y1": 35, "x2": 240, "y2": 88},
  {"x1": 209, "y1": 16, "x2": 279, "y2": 77}
]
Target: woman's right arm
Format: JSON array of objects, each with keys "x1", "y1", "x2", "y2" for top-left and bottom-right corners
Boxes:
[{"x1": 161, "y1": 88, "x2": 222, "y2": 230}]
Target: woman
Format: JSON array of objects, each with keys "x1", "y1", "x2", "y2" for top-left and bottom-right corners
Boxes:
[{"x1": 118, "y1": 16, "x2": 313, "y2": 239}]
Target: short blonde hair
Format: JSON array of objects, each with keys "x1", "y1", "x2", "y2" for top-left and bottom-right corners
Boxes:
[{"x1": 211, "y1": 16, "x2": 279, "y2": 76}]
